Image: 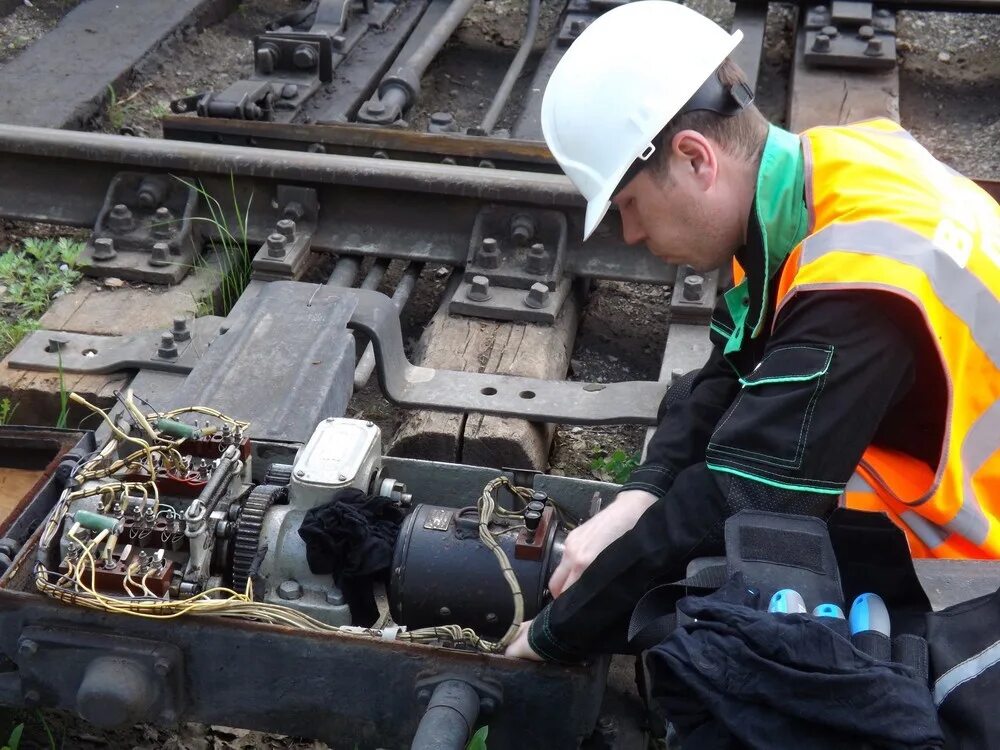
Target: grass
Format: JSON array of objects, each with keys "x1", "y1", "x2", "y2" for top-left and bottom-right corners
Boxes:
[
  {"x1": 0, "y1": 237, "x2": 82, "y2": 359},
  {"x1": 174, "y1": 174, "x2": 254, "y2": 317},
  {"x1": 0, "y1": 709, "x2": 59, "y2": 750},
  {"x1": 0, "y1": 398, "x2": 16, "y2": 427},
  {"x1": 468, "y1": 726, "x2": 488, "y2": 750},
  {"x1": 105, "y1": 85, "x2": 125, "y2": 132},
  {"x1": 590, "y1": 447, "x2": 640, "y2": 484}
]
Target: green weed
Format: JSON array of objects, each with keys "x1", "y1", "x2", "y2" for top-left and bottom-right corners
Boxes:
[
  {"x1": 0, "y1": 708, "x2": 59, "y2": 750},
  {"x1": 0, "y1": 237, "x2": 82, "y2": 358},
  {"x1": 105, "y1": 85, "x2": 125, "y2": 131},
  {"x1": 2, "y1": 722, "x2": 22, "y2": 750},
  {"x1": 590, "y1": 448, "x2": 639, "y2": 484},
  {"x1": 174, "y1": 174, "x2": 254, "y2": 316},
  {"x1": 0, "y1": 398, "x2": 17, "y2": 426},
  {"x1": 467, "y1": 726, "x2": 488, "y2": 750},
  {"x1": 56, "y1": 352, "x2": 68, "y2": 430}
]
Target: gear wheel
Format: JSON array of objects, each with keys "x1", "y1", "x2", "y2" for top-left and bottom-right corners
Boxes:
[
  {"x1": 230, "y1": 484, "x2": 284, "y2": 597},
  {"x1": 264, "y1": 463, "x2": 294, "y2": 486}
]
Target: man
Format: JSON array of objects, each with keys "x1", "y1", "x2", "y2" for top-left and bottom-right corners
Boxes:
[{"x1": 506, "y1": 0, "x2": 1000, "y2": 662}]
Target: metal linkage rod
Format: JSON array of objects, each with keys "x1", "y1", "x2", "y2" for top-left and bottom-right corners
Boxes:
[
  {"x1": 410, "y1": 680, "x2": 481, "y2": 750},
  {"x1": 354, "y1": 262, "x2": 423, "y2": 389},
  {"x1": 326, "y1": 256, "x2": 361, "y2": 288},
  {"x1": 360, "y1": 259, "x2": 390, "y2": 290},
  {"x1": 358, "y1": 0, "x2": 479, "y2": 124},
  {"x1": 475, "y1": 0, "x2": 541, "y2": 135}
]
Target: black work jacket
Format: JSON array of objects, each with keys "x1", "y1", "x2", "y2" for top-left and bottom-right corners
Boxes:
[{"x1": 527, "y1": 206, "x2": 924, "y2": 663}]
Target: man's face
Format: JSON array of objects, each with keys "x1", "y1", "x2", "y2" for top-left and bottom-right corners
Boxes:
[{"x1": 610, "y1": 138, "x2": 737, "y2": 273}]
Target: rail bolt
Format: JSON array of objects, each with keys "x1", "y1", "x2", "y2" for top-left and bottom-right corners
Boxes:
[
  {"x1": 524, "y1": 282, "x2": 550, "y2": 309},
  {"x1": 476, "y1": 237, "x2": 501, "y2": 269},
  {"x1": 108, "y1": 204, "x2": 135, "y2": 234},
  {"x1": 267, "y1": 232, "x2": 288, "y2": 258},
  {"x1": 92, "y1": 237, "x2": 117, "y2": 261},
  {"x1": 467, "y1": 276, "x2": 492, "y2": 302},
  {"x1": 525, "y1": 243, "x2": 549, "y2": 275},
  {"x1": 293, "y1": 45, "x2": 318, "y2": 70},
  {"x1": 683, "y1": 274, "x2": 704, "y2": 301}
]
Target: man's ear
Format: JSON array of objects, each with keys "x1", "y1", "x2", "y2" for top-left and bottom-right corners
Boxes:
[{"x1": 670, "y1": 129, "x2": 718, "y2": 190}]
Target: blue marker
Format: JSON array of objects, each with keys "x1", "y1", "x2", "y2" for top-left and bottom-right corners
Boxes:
[
  {"x1": 849, "y1": 593, "x2": 891, "y2": 636},
  {"x1": 812, "y1": 603, "x2": 845, "y2": 619},
  {"x1": 768, "y1": 589, "x2": 807, "y2": 614}
]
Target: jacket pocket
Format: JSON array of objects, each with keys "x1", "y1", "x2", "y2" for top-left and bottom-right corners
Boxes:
[{"x1": 707, "y1": 344, "x2": 834, "y2": 472}]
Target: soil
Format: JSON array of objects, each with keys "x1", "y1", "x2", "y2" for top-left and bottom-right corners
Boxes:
[
  {"x1": 898, "y1": 11, "x2": 1000, "y2": 178},
  {"x1": 0, "y1": 0, "x2": 81, "y2": 64},
  {"x1": 92, "y1": 0, "x2": 303, "y2": 137}
]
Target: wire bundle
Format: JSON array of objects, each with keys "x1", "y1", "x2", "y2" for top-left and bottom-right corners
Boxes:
[{"x1": 35, "y1": 391, "x2": 565, "y2": 654}]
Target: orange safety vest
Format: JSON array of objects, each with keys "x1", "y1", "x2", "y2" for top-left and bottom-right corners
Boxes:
[{"x1": 768, "y1": 118, "x2": 1000, "y2": 559}]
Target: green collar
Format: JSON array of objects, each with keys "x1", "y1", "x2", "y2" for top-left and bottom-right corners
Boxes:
[{"x1": 720, "y1": 124, "x2": 809, "y2": 356}]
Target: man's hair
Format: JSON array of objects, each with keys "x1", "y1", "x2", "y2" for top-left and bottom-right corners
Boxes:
[{"x1": 649, "y1": 58, "x2": 769, "y2": 176}]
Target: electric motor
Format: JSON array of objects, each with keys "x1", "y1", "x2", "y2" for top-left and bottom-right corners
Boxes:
[{"x1": 388, "y1": 500, "x2": 565, "y2": 638}]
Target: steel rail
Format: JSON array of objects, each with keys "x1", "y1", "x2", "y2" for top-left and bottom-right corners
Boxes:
[{"x1": 0, "y1": 124, "x2": 581, "y2": 206}]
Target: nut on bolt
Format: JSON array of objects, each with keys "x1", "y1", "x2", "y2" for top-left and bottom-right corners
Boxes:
[
  {"x1": 108, "y1": 203, "x2": 135, "y2": 234},
  {"x1": 467, "y1": 275, "x2": 492, "y2": 302},
  {"x1": 858, "y1": 24, "x2": 875, "y2": 39},
  {"x1": 525, "y1": 243, "x2": 549, "y2": 275},
  {"x1": 152, "y1": 206, "x2": 174, "y2": 238},
  {"x1": 171, "y1": 318, "x2": 191, "y2": 342},
  {"x1": 256, "y1": 43, "x2": 279, "y2": 74},
  {"x1": 476, "y1": 237, "x2": 501, "y2": 269},
  {"x1": 158, "y1": 332, "x2": 178, "y2": 359},
  {"x1": 276, "y1": 218, "x2": 296, "y2": 240},
  {"x1": 524, "y1": 282, "x2": 550, "y2": 309},
  {"x1": 813, "y1": 33, "x2": 831, "y2": 52},
  {"x1": 92, "y1": 237, "x2": 117, "y2": 261},
  {"x1": 266, "y1": 232, "x2": 288, "y2": 258},
  {"x1": 509, "y1": 214, "x2": 535, "y2": 245},
  {"x1": 18, "y1": 639, "x2": 37, "y2": 658},
  {"x1": 149, "y1": 242, "x2": 170, "y2": 267},
  {"x1": 865, "y1": 37, "x2": 884, "y2": 55},
  {"x1": 682, "y1": 274, "x2": 704, "y2": 301},
  {"x1": 429, "y1": 112, "x2": 455, "y2": 132},
  {"x1": 277, "y1": 580, "x2": 303, "y2": 600},
  {"x1": 293, "y1": 44, "x2": 318, "y2": 70}
]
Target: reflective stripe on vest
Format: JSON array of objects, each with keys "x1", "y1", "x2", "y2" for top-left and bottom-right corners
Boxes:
[{"x1": 780, "y1": 119, "x2": 1000, "y2": 559}]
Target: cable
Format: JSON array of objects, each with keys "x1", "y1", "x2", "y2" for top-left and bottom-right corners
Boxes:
[{"x1": 38, "y1": 392, "x2": 559, "y2": 655}]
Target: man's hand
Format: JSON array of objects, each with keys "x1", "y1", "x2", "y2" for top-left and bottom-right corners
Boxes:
[
  {"x1": 548, "y1": 489, "x2": 658, "y2": 599},
  {"x1": 504, "y1": 620, "x2": 542, "y2": 660}
]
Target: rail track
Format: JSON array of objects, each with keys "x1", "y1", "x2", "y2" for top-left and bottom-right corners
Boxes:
[{"x1": 0, "y1": 1, "x2": 998, "y2": 747}]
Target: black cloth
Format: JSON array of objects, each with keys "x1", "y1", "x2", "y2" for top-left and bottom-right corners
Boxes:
[
  {"x1": 646, "y1": 576, "x2": 945, "y2": 750},
  {"x1": 926, "y1": 585, "x2": 1000, "y2": 749},
  {"x1": 298, "y1": 489, "x2": 405, "y2": 625},
  {"x1": 528, "y1": 206, "x2": 926, "y2": 662}
]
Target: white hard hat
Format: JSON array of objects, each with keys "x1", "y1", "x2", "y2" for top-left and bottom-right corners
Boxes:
[{"x1": 541, "y1": 1, "x2": 744, "y2": 240}]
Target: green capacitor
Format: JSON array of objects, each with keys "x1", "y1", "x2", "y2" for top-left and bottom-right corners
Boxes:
[
  {"x1": 155, "y1": 418, "x2": 198, "y2": 439},
  {"x1": 75, "y1": 510, "x2": 119, "y2": 533}
]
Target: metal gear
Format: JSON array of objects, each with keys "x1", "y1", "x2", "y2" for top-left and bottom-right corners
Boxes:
[
  {"x1": 264, "y1": 463, "x2": 294, "y2": 486},
  {"x1": 230, "y1": 484, "x2": 283, "y2": 597}
]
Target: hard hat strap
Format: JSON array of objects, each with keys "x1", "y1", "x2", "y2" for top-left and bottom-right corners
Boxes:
[{"x1": 611, "y1": 70, "x2": 755, "y2": 199}]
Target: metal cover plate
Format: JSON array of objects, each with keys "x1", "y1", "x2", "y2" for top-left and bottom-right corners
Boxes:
[{"x1": 423, "y1": 508, "x2": 452, "y2": 531}]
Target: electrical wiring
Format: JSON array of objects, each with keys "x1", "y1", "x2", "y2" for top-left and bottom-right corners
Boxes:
[{"x1": 37, "y1": 391, "x2": 567, "y2": 656}]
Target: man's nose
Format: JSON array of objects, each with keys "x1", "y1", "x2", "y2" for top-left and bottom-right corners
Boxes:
[{"x1": 620, "y1": 212, "x2": 646, "y2": 246}]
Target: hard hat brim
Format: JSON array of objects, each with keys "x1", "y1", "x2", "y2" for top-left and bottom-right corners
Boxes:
[{"x1": 584, "y1": 197, "x2": 613, "y2": 241}]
